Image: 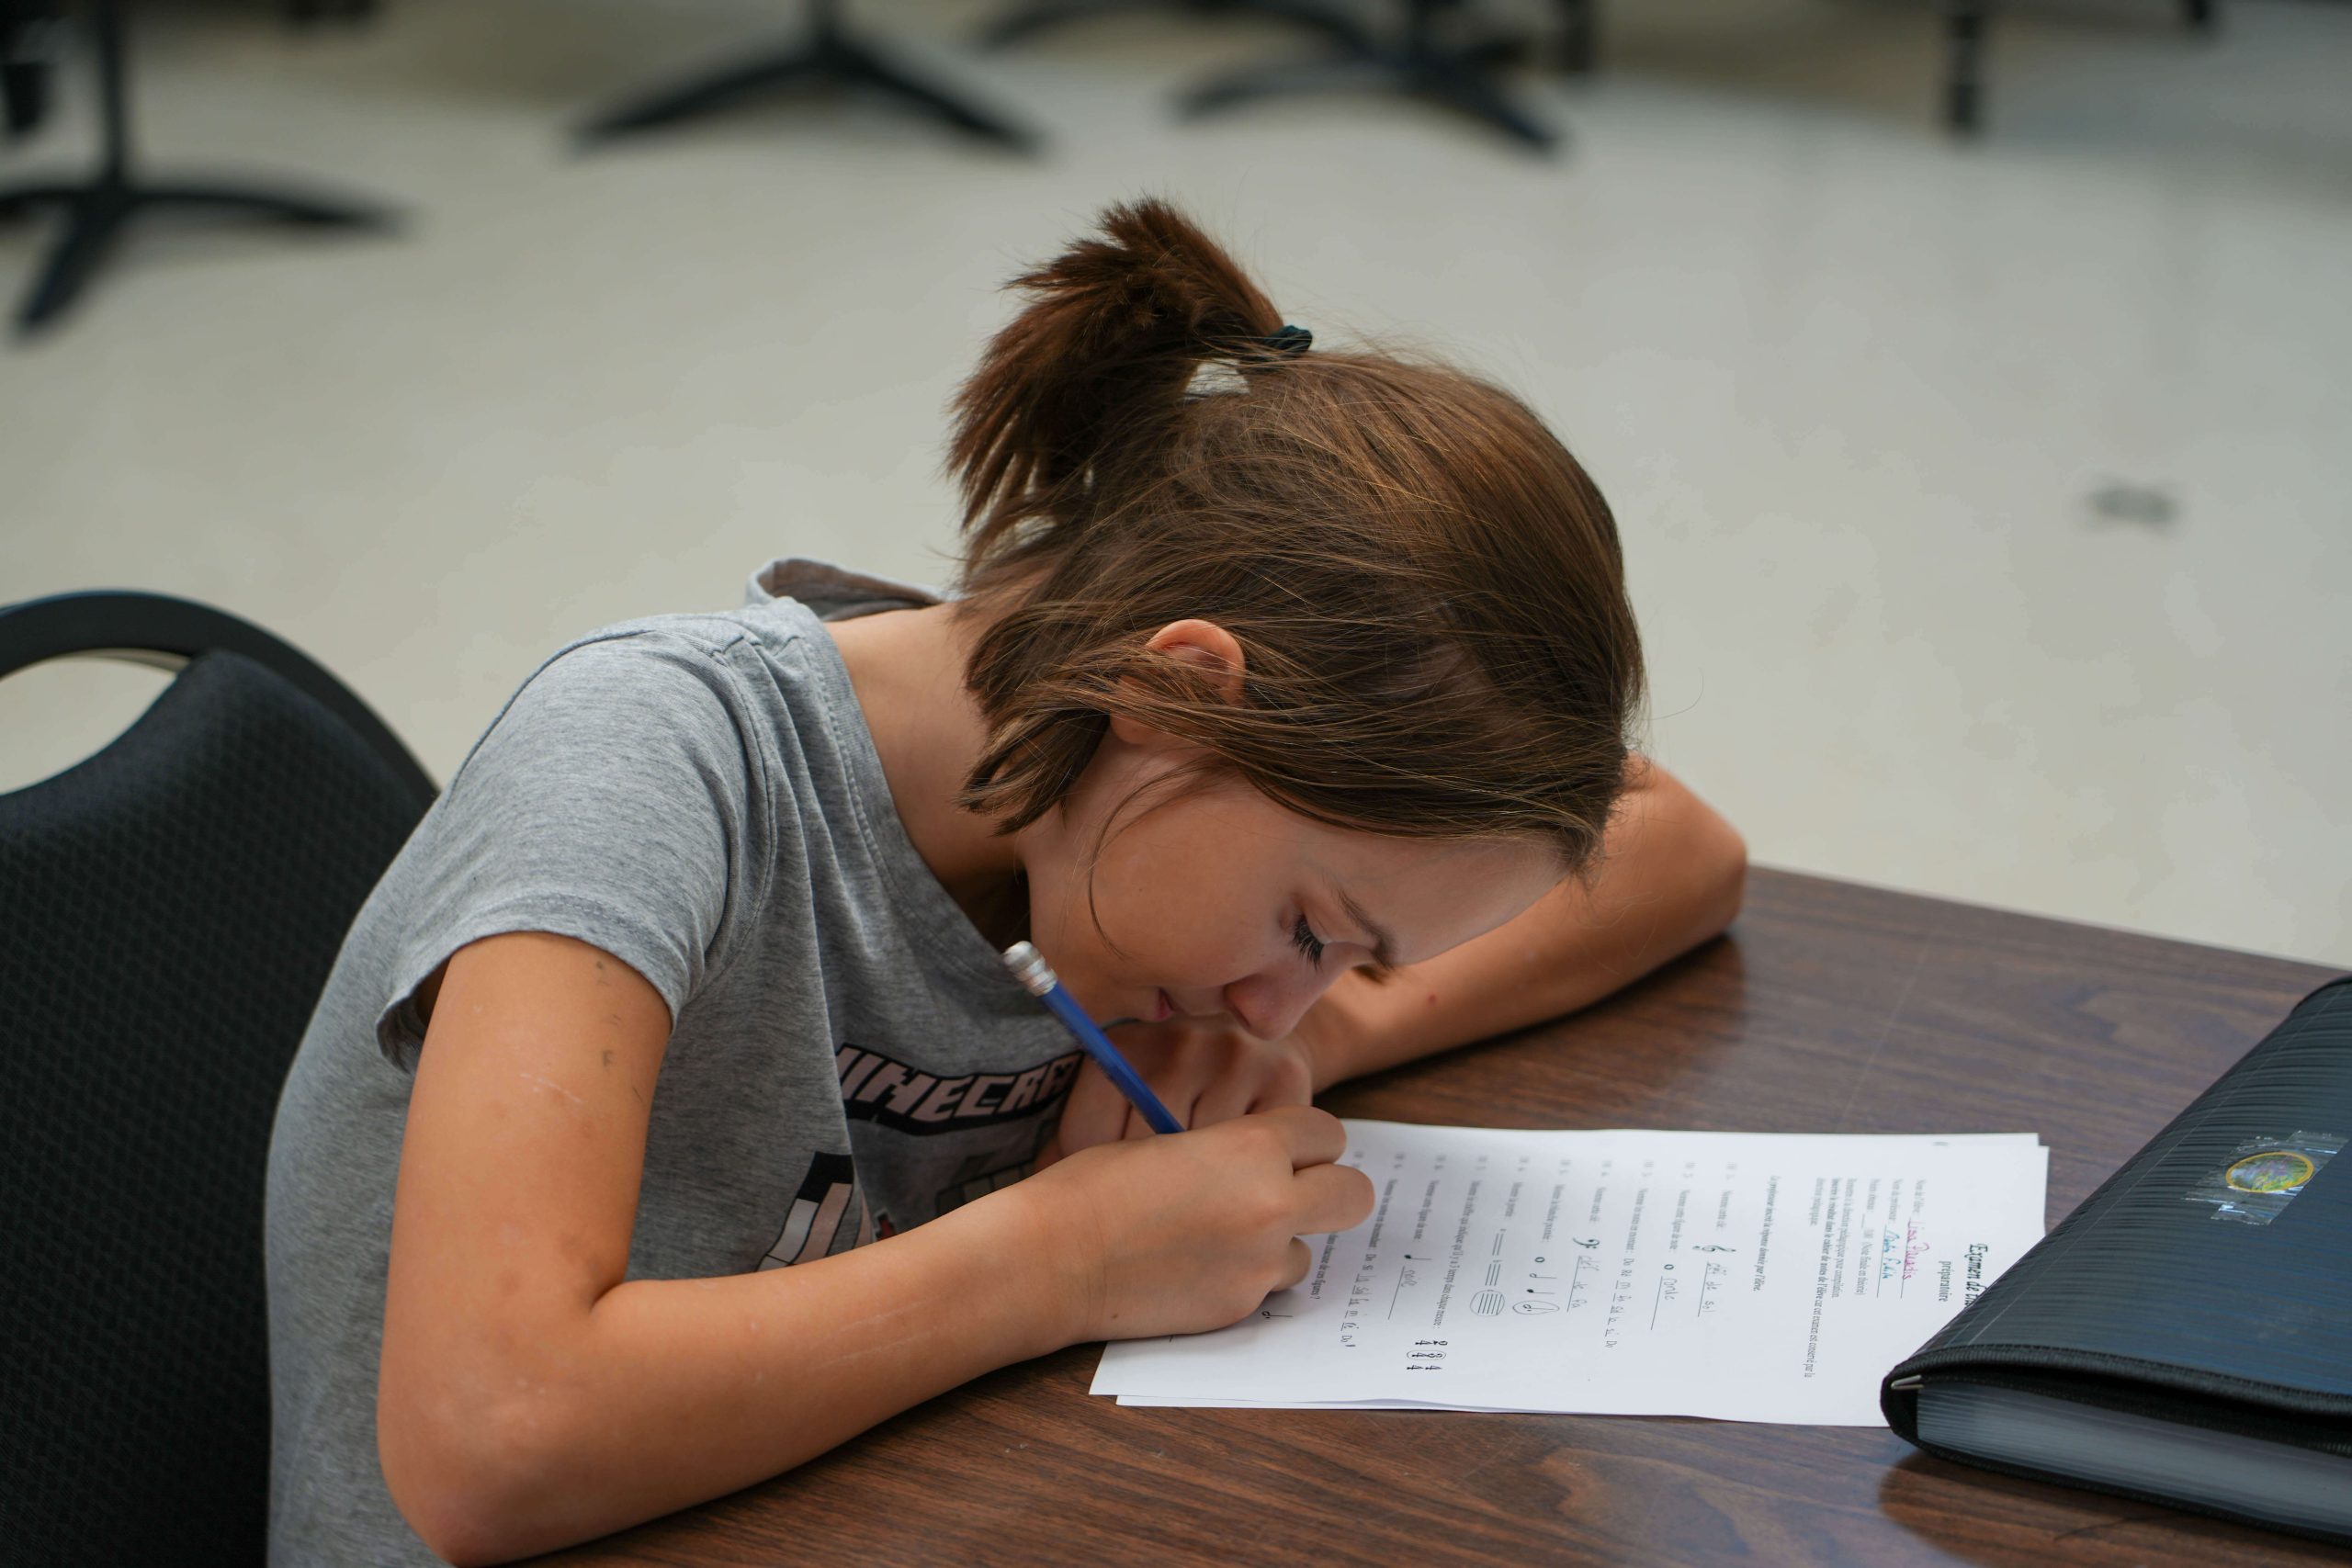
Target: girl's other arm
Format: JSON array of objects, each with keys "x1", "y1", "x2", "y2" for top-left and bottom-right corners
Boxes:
[
  {"x1": 1299, "y1": 759, "x2": 1747, "y2": 1089},
  {"x1": 379, "y1": 931, "x2": 1363, "y2": 1566}
]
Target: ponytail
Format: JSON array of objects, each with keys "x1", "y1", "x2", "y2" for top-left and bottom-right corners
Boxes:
[{"x1": 947, "y1": 199, "x2": 1284, "y2": 560}]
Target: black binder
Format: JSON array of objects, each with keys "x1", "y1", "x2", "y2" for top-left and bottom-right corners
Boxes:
[{"x1": 1882, "y1": 976, "x2": 2352, "y2": 1546}]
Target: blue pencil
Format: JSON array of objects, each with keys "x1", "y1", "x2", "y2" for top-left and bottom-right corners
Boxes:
[{"x1": 1001, "y1": 942, "x2": 1185, "y2": 1134}]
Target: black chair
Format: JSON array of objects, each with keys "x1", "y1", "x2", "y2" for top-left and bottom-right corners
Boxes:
[{"x1": 0, "y1": 592, "x2": 435, "y2": 1567}]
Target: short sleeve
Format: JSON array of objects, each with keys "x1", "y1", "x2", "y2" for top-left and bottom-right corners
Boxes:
[{"x1": 373, "y1": 630, "x2": 775, "y2": 1066}]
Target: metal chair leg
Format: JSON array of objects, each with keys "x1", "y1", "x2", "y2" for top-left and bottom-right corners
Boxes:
[
  {"x1": 1177, "y1": 0, "x2": 1559, "y2": 152},
  {"x1": 139, "y1": 181, "x2": 397, "y2": 228},
  {"x1": 842, "y1": 39, "x2": 1036, "y2": 147},
  {"x1": 981, "y1": 0, "x2": 1367, "y2": 52},
  {"x1": 1944, "y1": 0, "x2": 1986, "y2": 136},
  {"x1": 575, "y1": 51, "x2": 827, "y2": 142},
  {"x1": 574, "y1": 2, "x2": 1034, "y2": 151}
]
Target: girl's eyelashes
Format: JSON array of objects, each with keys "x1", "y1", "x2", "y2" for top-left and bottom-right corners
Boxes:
[{"x1": 1292, "y1": 915, "x2": 1328, "y2": 969}]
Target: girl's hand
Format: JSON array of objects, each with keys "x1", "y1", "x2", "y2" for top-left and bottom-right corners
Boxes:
[
  {"x1": 1037, "y1": 1016, "x2": 1319, "y2": 1165},
  {"x1": 1009, "y1": 1105, "x2": 1375, "y2": 1342}
]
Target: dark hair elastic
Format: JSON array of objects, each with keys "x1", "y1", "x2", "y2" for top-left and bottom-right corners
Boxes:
[{"x1": 1262, "y1": 323, "x2": 1313, "y2": 356}]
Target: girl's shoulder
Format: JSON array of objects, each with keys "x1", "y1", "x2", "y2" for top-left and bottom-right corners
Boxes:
[{"x1": 466, "y1": 558, "x2": 941, "y2": 763}]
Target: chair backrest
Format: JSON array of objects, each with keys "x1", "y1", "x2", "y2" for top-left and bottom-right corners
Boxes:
[{"x1": 0, "y1": 593, "x2": 435, "y2": 1568}]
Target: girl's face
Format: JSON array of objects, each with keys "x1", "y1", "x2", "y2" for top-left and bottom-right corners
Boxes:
[{"x1": 1021, "y1": 761, "x2": 1561, "y2": 1037}]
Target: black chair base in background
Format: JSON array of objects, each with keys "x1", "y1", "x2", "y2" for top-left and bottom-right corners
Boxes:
[
  {"x1": 576, "y1": 0, "x2": 1034, "y2": 151},
  {"x1": 1180, "y1": 0, "x2": 1560, "y2": 151},
  {"x1": 284, "y1": 0, "x2": 377, "y2": 23},
  {"x1": 1940, "y1": 0, "x2": 2218, "y2": 137},
  {"x1": 0, "y1": 177, "x2": 393, "y2": 333},
  {"x1": 980, "y1": 0, "x2": 1371, "y2": 53},
  {"x1": 0, "y1": 0, "x2": 395, "y2": 335}
]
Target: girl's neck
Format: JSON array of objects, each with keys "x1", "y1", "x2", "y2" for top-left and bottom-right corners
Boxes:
[{"x1": 822, "y1": 602, "x2": 1032, "y2": 944}]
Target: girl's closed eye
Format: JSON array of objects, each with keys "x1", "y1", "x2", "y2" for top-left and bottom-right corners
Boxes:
[{"x1": 1292, "y1": 915, "x2": 1328, "y2": 968}]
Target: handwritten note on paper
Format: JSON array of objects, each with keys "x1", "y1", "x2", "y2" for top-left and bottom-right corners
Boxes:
[{"x1": 1092, "y1": 1123, "x2": 2047, "y2": 1425}]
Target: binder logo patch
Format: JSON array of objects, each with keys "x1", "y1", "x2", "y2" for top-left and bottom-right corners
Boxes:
[
  {"x1": 2224, "y1": 1151, "x2": 2312, "y2": 1193},
  {"x1": 2185, "y1": 1130, "x2": 2343, "y2": 1224}
]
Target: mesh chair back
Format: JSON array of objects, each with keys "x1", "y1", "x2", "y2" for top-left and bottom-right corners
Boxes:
[{"x1": 0, "y1": 644, "x2": 433, "y2": 1566}]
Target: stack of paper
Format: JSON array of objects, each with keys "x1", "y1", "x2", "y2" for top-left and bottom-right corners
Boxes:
[{"x1": 1093, "y1": 1122, "x2": 2048, "y2": 1426}]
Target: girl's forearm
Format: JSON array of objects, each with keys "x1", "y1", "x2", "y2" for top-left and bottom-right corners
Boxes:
[
  {"x1": 1299, "y1": 764, "x2": 1747, "y2": 1089},
  {"x1": 386, "y1": 1185, "x2": 1068, "y2": 1566}
]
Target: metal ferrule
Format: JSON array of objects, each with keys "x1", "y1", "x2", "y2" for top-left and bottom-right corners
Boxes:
[{"x1": 1000, "y1": 941, "x2": 1057, "y2": 998}]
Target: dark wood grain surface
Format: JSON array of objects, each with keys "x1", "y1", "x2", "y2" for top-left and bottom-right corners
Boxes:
[{"x1": 548, "y1": 868, "x2": 2347, "y2": 1567}]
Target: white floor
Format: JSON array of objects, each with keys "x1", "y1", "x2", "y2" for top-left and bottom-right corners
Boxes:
[{"x1": 4, "y1": 0, "x2": 2347, "y2": 968}]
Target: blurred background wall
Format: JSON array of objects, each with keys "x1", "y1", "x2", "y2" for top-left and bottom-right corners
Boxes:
[{"x1": 4, "y1": 0, "x2": 2346, "y2": 965}]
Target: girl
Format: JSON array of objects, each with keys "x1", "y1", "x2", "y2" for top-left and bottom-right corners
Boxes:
[{"x1": 265, "y1": 199, "x2": 1746, "y2": 1565}]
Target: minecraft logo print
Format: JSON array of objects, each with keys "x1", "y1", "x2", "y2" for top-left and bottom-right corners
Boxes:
[
  {"x1": 759, "y1": 1151, "x2": 868, "y2": 1269},
  {"x1": 835, "y1": 1043, "x2": 1083, "y2": 1134}
]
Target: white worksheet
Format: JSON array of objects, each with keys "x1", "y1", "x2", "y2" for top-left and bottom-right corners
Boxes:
[{"x1": 1093, "y1": 1122, "x2": 2047, "y2": 1426}]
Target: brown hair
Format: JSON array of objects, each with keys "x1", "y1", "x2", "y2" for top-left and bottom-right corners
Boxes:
[{"x1": 947, "y1": 198, "x2": 1644, "y2": 877}]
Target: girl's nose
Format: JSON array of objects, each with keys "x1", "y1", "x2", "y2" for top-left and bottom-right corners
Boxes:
[{"x1": 1222, "y1": 964, "x2": 1334, "y2": 1042}]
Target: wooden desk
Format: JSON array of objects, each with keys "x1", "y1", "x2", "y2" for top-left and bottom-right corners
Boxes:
[{"x1": 557, "y1": 869, "x2": 2346, "y2": 1567}]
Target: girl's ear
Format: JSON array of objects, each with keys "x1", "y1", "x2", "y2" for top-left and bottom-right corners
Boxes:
[{"x1": 1107, "y1": 619, "x2": 1247, "y2": 746}]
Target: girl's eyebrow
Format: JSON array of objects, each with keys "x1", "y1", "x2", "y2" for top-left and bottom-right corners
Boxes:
[{"x1": 1335, "y1": 886, "x2": 1399, "y2": 971}]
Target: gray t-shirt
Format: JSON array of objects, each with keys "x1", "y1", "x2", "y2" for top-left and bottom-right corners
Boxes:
[{"x1": 265, "y1": 559, "x2": 1079, "y2": 1565}]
